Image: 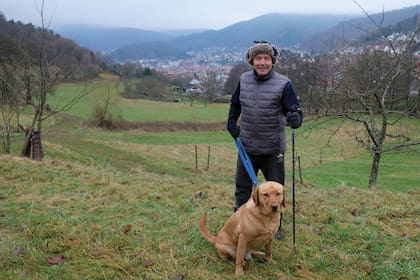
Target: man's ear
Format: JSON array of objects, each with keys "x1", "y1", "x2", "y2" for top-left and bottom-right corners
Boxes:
[{"x1": 252, "y1": 186, "x2": 259, "y2": 205}]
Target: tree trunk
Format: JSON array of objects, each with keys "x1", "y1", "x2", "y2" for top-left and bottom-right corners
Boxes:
[
  {"x1": 20, "y1": 128, "x2": 33, "y2": 157},
  {"x1": 2, "y1": 123, "x2": 12, "y2": 153},
  {"x1": 368, "y1": 151, "x2": 381, "y2": 190},
  {"x1": 20, "y1": 110, "x2": 40, "y2": 158}
]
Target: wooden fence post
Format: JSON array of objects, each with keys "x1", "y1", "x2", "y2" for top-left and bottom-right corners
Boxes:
[
  {"x1": 195, "y1": 145, "x2": 198, "y2": 171},
  {"x1": 206, "y1": 146, "x2": 211, "y2": 170},
  {"x1": 298, "y1": 155, "x2": 303, "y2": 184}
]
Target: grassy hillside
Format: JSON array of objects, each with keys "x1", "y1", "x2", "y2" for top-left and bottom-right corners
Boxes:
[
  {"x1": 1, "y1": 80, "x2": 419, "y2": 279},
  {"x1": 51, "y1": 80, "x2": 228, "y2": 123}
]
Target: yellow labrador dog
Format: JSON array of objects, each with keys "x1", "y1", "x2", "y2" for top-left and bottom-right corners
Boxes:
[{"x1": 199, "y1": 181, "x2": 285, "y2": 275}]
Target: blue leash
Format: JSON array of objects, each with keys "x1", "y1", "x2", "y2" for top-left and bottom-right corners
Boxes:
[{"x1": 234, "y1": 138, "x2": 259, "y2": 187}]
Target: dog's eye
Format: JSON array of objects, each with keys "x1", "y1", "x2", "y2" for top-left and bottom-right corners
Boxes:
[
  {"x1": 276, "y1": 192, "x2": 281, "y2": 196},
  {"x1": 263, "y1": 193, "x2": 269, "y2": 197}
]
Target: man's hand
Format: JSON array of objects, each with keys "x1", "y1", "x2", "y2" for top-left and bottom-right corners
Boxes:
[{"x1": 286, "y1": 111, "x2": 302, "y2": 129}]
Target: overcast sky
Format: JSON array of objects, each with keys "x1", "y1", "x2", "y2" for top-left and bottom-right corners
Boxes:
[{"x1": 1, "y1": 0, "x2": 419, "y2": 30}]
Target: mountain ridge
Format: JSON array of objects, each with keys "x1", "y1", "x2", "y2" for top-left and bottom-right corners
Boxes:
[
  {"x1": 302, "y1": 5, "x2": 420, "y2": 52},
  {"x1": 53, "y1": 5, "x2": 419, "y2": 60}
]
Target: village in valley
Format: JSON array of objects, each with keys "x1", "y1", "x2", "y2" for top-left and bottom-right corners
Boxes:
[{"x1": 134, "y1": 31, "x2": 420, "y2": 99}]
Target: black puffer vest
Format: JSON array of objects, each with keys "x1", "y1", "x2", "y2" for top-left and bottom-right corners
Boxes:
[{"x1": 239, "y1": 70, "x2": 290, "y2": 155}]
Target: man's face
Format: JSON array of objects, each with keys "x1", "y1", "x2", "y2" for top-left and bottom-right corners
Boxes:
[{"x1": 253, "y1": 53, "x2": 273, "y2": 76}]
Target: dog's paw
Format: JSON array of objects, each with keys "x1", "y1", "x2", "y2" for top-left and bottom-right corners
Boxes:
[
  {"x1": 245, "y1": 253, "x2": 253, "y2": 260},
  {"x1": 264, "y1": 257, "x2": 275, "y2": 264},
  {"x1": 235, "y1": 267, "x2": 245, "y2": 275}
]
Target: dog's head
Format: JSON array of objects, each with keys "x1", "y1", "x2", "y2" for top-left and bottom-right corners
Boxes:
[{"x1": 252, "y1": 181, "x2": 285, "y2": 215}]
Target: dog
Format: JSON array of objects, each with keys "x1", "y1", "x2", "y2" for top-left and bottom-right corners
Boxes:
[{"x1": 199, "y1": 181, "x2": 285, "y2": 275}]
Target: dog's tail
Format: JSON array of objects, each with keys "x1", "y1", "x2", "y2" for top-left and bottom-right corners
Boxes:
[{"x1": 198, "y1": 212, "x2": 216, "y2": 244}]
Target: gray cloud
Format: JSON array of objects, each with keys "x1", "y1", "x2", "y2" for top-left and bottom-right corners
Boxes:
[{"x1": 1, "y1": 0, "x2": 419, "y2": 30}]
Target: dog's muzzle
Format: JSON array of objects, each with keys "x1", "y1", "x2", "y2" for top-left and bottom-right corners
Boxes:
[{"x1": 271, "y1": 204, "x2": 279, "y2": 212}]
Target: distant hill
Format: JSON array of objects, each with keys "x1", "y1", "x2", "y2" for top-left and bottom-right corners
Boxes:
[
  {"x1": 106, "y1": 13, "x2": 347, "y2": 61},
  {"x1": 169, "y1": 13, "x2": 348, "y2": 51},
  {"x1": 55, "y1": 25, "x2": 207, "y2": 53},
  {"x1": 110, "y1": 41, "x2": 186, "y2": 61},
  {"x1": 379, "y1": 13, "x2": 420, "y2": 36},
  {"x1": 302, "y1": 5, "x2": 420, "y2": 52},
  {"x1": 54, "y1": 5, "x2": 419, "y2": 60},
  {"x1": 55, "y1": 13, "x2": 347, "y2": 57}
]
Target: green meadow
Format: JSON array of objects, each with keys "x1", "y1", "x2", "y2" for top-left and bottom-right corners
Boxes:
[
  {"x1": 51, "y1": 81, "x2": 228, "y2": 123},
  {"x1": 0, "y1": 79, "x2": 419, "y2": 279}
]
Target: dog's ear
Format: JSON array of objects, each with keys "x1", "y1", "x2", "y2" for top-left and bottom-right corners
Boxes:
[
  {"x1": 282, "y1": 189, "x2": 286, "y2": 208},
  {"x1": 252, "y1": 186, "x2": 259, "y2": 205}
]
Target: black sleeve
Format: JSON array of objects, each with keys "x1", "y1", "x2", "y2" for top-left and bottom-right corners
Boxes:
[
  {"x1": 282, "y1": 82, "x2": 302, "y2": 115},
  {"x1": 226, "y1": 83, "x2": 241, "y2": 132}
]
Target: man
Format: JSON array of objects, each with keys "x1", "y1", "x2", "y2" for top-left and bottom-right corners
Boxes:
[{"x1": 226, "y1": 41, "x2": 303, "y2": 239}]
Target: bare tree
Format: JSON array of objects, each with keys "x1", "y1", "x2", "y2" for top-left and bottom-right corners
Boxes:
[
  {"x1": 223, "y1": 63, "x2": 250, "y2": 95},
  {"x1": 19, "y1": 0, "x2": 88, "y2": 159},
  {"x1": 91, "y1": 80, "x2": 121, "y2": 128},
  {"x1": 137, "y1": 76, "x2": 168, "y2": 100},
  {"x1": 200, "y1": 71, "x2": 221, "y2": 106},
  {"x1": 0, "y1": 20, "x2": 28, "y2": 153},
  {"x1": 276, "y1": 50, "x2": 339, "y2": 115},
  {"x1": 333, "y1": 2, "x2": 420, "y2": 189},
  {"x1": 0, "y1": 52, "x2": 25, "y2": 153}
]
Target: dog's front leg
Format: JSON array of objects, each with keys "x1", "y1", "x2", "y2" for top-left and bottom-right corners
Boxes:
[
  {"x1": 264, "y1": 239, "x2": 275, "y2": 263},
  {"x1": 235, "y1": 234, "x2": 248, "y2": 275}
]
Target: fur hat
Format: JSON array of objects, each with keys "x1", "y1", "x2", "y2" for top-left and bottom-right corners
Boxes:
[{"x1": 246, "y1": 41, "x2": 279, "y2": 65}]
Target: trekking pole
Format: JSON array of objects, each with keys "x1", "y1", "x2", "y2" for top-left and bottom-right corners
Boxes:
[{"x1": 292, "y1": 128, "x2": 296, "y2": 247}]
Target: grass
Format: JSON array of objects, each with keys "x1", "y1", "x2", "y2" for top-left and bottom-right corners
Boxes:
[
  {"x1": 302, "y1": 151, "x2": 420, "y2": 192},
  {"x1": 51, "y1": 80, "x2": 228, "y2": 123},
  {"x1": 1, "y1": 82, "x2": 419, "y2": 279},
  {"x1": 1, "y1": 152, "x2": 418, "y2": 279}
]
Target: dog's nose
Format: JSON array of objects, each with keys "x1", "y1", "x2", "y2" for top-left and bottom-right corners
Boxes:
[{"x1": 271, "y1": 204, "x2": 279, "y2": 212}]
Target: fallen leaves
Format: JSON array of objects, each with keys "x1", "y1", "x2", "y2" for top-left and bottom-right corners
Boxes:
[
  {"x1": 12, "y1": 247, "x2": 24, "y2": 257},
  {"x1": 152, "y1": 213, "x2": 159, "y2": 221},
  {"x1": 124, "y1": 224, "x2": 133, "y2": 234},
  {"x1": 142, "y1": 258, "x2": 154, "y2": 267},
  {"x1": 351, "y1": 208, "x2": 361, "y2": 216},
  {"x1": 46, "y1": 255, "x2": 65, "y2": 265},
  {"x1": 72, "y1": 239, "x2": 81, "y2": 246}
]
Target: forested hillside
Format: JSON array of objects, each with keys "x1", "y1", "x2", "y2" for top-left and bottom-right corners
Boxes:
[
  {"x1": 0, "y1": 13, "x2": 105, "y2": 81},
  {"x1": 302, "y1": 5, "x2": 420, "y2": 52}
]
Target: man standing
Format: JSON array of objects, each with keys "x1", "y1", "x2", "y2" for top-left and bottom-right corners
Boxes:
[{"x1": 226, "y1": 41, "x2": 303, "y2": 239}]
